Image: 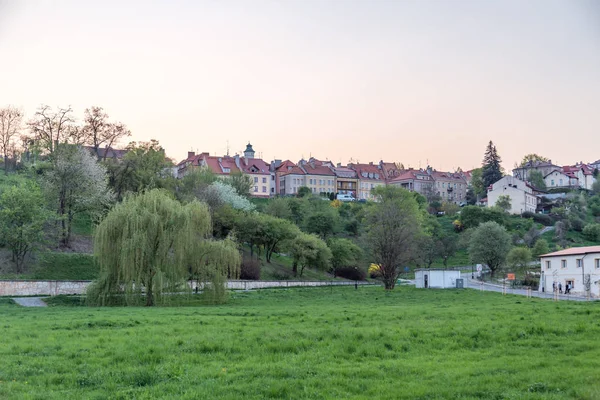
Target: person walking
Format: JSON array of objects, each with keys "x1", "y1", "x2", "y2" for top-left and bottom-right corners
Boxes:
[
  {"x1": 553, "y1": 282, "x2": 556, "y2": 292},
  {"x1": 558, "y1": 282, "x2": 562, "y2": 294}
]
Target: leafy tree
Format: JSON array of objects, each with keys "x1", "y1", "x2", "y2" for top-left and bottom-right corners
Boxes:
[
  {"x1": 593, "y1": 168, "x2": 599, "y2": 179},
  {"x1": 0, "y1": 183, "x2": 50, "y2": 273},
  {"x1": 520, "y1": 154, "x2": 549, "y2": 166},
  {"x1": 327, "y1": 238, "x2": 362, "y2": 276},
  {"x1": 88, "y1": 190, "x2": 240, "y2": 306},
  {"x1": 481, "y1": 141, "x2": 503, "y2": 188},
  {"x1": 285, "y1": 232, "x2": 331, "y2": 277},
  {"x1": 418, "y1": 236, "x2": 439, "y2": 268},
  {"x1": 495, "y1": 195, "x2": 512, "y2": 213},
  {"x1": 466, "y1": 187, "x2": 477, "y2": 205},
  {"x1": 366, "y1": 186, "x2": 423, "y2": 290},
  {"x1": 305, "y1": 209, "x2": 338, "y2": 239},
  {"x1": 0, "y1": 106, "x2": 23, "y2": 174},
  {"x1": 287, "y1": 197, "x2": 308, "y2": 225},
  {"x1": 528, "y1": 170, "x2": 547, "y2": 190},
  {"x1": 469, "y1": 221, "x2": 512, "y2": 278},
  {"x1": 209, "y1": 181, "x2": 255, "y2": 212},
  {"x1": 175, "y1": 167, "x2": 217, "y2": 204},
  {"x1": 460, "y1": 205, "x2": 506, "y2": 229},
  {"x1": 297, "y1": 186, "x2": 312, "y2": 198},
  {"x1": 507, "y1": 247, "x2": 532, "y2": 272},
  {"x1": 531, "y1": 238, "x2": 550, "y2": 258},
  {"x1": 582, "y1": 223, "x2": 600, "y2": 242},
  {"x1": 106, "y1": 140, "x2": 173, "y2": 200},
  {"x1": 257, "y1": 214, "x2": 300, "y2": 263},
  {"x1": 265, "y1": 197, "x2": 292, "y2": 220},
  {"x1": 43, "y1": 145, "x2": 113, "y2": 246},
  {"x1": 441, "y1": 202, "x2": 460, "y2": 217},
  {"x1": 438, "y1": 234, "x2": 458, "y2": 267},
  {"x1": 228, "y1": 171, "x2": 253, "y2": 198},
  {"x1": 469, "y1": 168, "x2": 486, "y2": 198},
  {"x1": 523, "y1": 226, "x2": 540, "y2": 248}
]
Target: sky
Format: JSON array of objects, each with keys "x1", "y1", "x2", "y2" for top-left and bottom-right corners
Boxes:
[{"x1": 0, "y1": 0, "x2": 599, "y2": 171}]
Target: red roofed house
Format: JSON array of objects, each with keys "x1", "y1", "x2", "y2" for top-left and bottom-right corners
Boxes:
[
  {"x1": 274, "y1": 160, "x2": 306, "y2": 195},
  {"x1": 544, "y1": 169, "x2": 579, "y2": 190},
  {"x1": 349, "y1": 162, "x2": 386, "y2": 200},
  {"x1": 562, "y1": 164, "x2": 596, "y2": 190},
  {"x1": 299, "y1": 158, "x2": 336, "y2": 195},
  {"x1": 176, "y1": 143, "x2": 273, "y2": 198},
  {"x1": 388, "y1": 168, "x2": 434, "y2": 198},
  {"x1": 539, "y1": 246, "x2": 600, "y2": 297}
]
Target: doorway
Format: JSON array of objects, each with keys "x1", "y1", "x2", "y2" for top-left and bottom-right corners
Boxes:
[{"x1": 424, "y1": 274, "x2": 428, "y2": 289}]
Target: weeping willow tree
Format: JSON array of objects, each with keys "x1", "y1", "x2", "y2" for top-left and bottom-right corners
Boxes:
[{"x1": 87, "y1": 189, "x2": 240, "y2": 306}]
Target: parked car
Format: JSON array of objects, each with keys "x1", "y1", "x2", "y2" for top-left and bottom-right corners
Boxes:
[{"x1": 337, "y1": 193, "x2": 356, "y2": 202}]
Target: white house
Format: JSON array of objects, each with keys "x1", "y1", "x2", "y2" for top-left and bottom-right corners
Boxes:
[
  {"x1": 487, "y1": 176, "x2": 537, "y2": 214},
  {"x1": 544, "y1": 169, "x2": 578, "y2": 189},
  {"x1": 415, "y1": 269, "x2": 462, "y2": 289},
  {"x1": 539, "y1": 246, "x2": 600, "y2": 297}
]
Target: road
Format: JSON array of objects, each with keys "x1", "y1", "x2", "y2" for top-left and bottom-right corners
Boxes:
[{"x1": 461, "y1": 272, "x2": 596, "y2": 302}]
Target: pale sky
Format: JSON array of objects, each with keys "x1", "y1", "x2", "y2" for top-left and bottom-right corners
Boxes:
[{"x1": 1, "y1": 0, "x2": 599, "y2": 171}]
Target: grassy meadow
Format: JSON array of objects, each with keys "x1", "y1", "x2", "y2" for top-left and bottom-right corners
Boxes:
[{"x1": 1, "y1": 287, "x2": 600, "y2": 399}]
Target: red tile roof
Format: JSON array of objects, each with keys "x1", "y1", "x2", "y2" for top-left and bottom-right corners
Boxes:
[
  {"x1": 540, "y1": 246, "x2": 600, "y2": 258},
  {"x1": 276, "y1": 160, "x2": 305, "y2": 176},
  {"x1": 301, "y1": 161, "x2": 335, "y2": 176},
  {"x1": 350, "y1": 163, "x2": 385, "y2": 181}
]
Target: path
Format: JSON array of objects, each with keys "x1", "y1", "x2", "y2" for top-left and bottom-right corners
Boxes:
[
  {"x1": 461, "y1": 272, "x2": 595, "y2": 302},
  {"x1": 12, "y1": 297, "x2": 48, "y2": 307}
]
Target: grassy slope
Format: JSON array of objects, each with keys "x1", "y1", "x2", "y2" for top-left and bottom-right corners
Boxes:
[{"x1": 2, "y1": 286, "x2": 600, "y2": 399}]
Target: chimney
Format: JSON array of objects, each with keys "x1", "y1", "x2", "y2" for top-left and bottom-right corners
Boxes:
[
  {"x1": 369, "y1": 162, "x2": 373, "y2": 165},
  {"x1": 188, "y1": 151, "x2": 195, "y2": 159},
  {"x1": 337, "y1": 163, "x2": 341, "y2": 167}
]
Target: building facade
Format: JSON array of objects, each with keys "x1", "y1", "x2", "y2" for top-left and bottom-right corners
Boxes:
[
  {"x1": 349, "y1": 162, "x2": 386, "y2": 200},
  {"x1": 487, "y1": 176, "x2": 537, "y2": 214},
  {"x1": 539, "y1": 246, "x2": 600, "y2": 297}
]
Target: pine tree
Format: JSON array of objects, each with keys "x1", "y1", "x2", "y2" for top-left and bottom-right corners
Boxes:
[{"x1": 481, "y1": 141, "x2": 503, "y2": 189}]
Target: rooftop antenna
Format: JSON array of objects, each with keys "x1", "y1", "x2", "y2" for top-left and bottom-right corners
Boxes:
[{"x1": 226, "y1": 140, "x2": 230, "y2": 156}]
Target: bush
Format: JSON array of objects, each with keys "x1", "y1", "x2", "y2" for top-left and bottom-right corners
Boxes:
[
  {"x1": 368, "y1": 263, "x2": 381, "y2": 278},
  {"x1": 522, "y1": 211, "x2": 554, "y2": 226},
  {"x1": 568, "y1": 215, "x2": 585, "y2": 232},
  {"x1": 334, "y1": 266, "x2": 366, "y2": 281},
  {"x1": 582, "y1": 223, "x2": 600, "y2": 242},
  {"x1": 240, "y1": 257, "x2": 261, "y2": 280}
]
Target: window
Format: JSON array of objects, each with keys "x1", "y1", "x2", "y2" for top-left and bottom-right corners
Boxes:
[
  {"x1": 254, "y1": 177, "x2": 258, "y2": 183},
  {"x1": 262, "y1": 177, "x2": 267, "y2": 183},
  {"x1": 271, "y1": 175, "x2": 275, "y2": 180},
  {"x1": 254, "y1": 186, "x2": 258, "y2": 192},
  {"x1": 561, "y1": 259, "x2": 567, "y2": 269},
  {"x1": 551, "y1": 180, "x2": 555, "y2": 186},
  {"x1": 546, "y1": 260, "x2": 551, "y2": 269},
  {"x1": 262, "y1": 186, "x2": 267, "y2": 193},
  {"x1": 595, "y1": 259, "x2": 600, "y2": 269},
  {"x1": 559, "y1": 179, "x2": 563, "y2": 186},
  {"x1": 576, "y1": 259, "x2": 582, "y2": 268}
]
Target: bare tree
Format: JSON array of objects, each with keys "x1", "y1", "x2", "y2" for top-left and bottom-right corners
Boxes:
[
  {"x1": 82, "y1": 106, "x2": 131, "y2": 160},
  {"x1": 0, "y1": 106, "x2": 23, "y2": 174},
  {"x1": 27, "y1": 105, "x2": 75, "y2": 154}
]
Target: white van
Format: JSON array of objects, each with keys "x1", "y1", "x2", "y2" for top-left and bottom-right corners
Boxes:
[{"x1": 337, "y1": 193, "x2": 356, "y2": 202}]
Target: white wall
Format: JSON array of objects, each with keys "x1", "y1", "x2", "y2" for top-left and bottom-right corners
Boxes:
[
  {"x1": 415, "y1": 270, "x2": 461, "y2": 289},
  {"x1": 487, "y1": 176, "x2": 536, "y2": 214},
  {"x1": 539, "y1": 253, "x2": 600, "y2": 297}
]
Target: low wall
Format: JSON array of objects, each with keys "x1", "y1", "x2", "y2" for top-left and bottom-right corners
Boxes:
[{"x1": 0, "y1": 279, "x2": 374, "y2": 297}]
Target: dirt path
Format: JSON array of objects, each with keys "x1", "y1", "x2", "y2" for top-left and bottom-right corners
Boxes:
[{"x1": 12, "y1": 297, "x2": 48, "y2": 307}]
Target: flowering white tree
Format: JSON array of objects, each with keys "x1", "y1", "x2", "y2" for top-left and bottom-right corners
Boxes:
[
  {"x1": 208, "y1": 181, "x2": 255, "y2": 212},
  {"x1": 43, "y1": 145, "x2": 113, "y2": 246}
]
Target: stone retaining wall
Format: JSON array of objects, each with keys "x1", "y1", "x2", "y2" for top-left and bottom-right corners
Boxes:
[{"x1": 0, "y1": 279, "x2": 374, "y2": 296}]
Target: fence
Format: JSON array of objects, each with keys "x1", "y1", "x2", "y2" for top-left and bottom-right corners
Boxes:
[{"x1": 0, "y1": 279, "x2": 375, "y2": 297}]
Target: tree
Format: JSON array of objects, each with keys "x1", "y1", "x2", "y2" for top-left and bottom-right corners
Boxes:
[
  {"x1": 470, "y1": 168, "x2": 486, "y2": 198},
  {"x1": 520, "y1": 154, "x2": 549, "y2": 166},
  {"x1": 257, "y1": 214, "x2": 300, "y2": 263},
  {"x1": 209, "y1": 181, "x2": 255, "y2": 212},
  {"x1": 82, "y1": 106, "x2": 131, "y2": 160},
  {"x1": 460, "y1": 205, "x2": 506, "y2": 229},
  {"x1": 528, "y1": 170, "x2": 547, "y2": 190},
  {"x1": 265, "y1": 197, "x2": 292, "y2": 220},
  {"x1": 495, "y1": 195, "x2": 512, "y2": 213},
  {"x1": 175, "y1": 167, "x2": 217, "y2": 204},
  {"x1": 438, "y1": 234, "x2": 458, "y2": 267},
  {"x1": 507, "y1": 247, "x2": 532, "y2": 272},
  {"x1": 523, "y1": 226, "x2": 540, "y2": 248},
  {"x1": 327, "y1": 238, "x2": 362, "y2": 276},
  {"x1": 285, "y1": 232, "x2": 331, "y2": 276},
  {"x1": 305, "y1": 209, "x2": 338, "y2": 239},
  {"x1": 468, "y1": 221, "x2": 512, "y2": 278},
  {"x1": 27, "y1": 105, "x2": 76, "y2": 154},
  {"x1": 0, "y1": 106, "x2": 23, "y2": 174},
  {"x1": 297, "y1": 186, "x2": 312, "y2": 198},
  {"x1": 88, "y1": 190, "x2": 240, "y2": 306},
  {"x1": 0, "y1": 183, "x2": 50, "y2": 273},
  {"x1": 227, "y1": 171, "x2": 253, "y2": 198},
  {"x1": 481, "y1": 141, "x2": 503, "y2": 188},
  {"x1": 43, "y1": 145, "x2": 113, "y2": 246},
  {"x1": 592, "y1": 180, "x2": 600, "y2": 195},
  {"x1": 107, "y1": 140, "x2": 172, "y2": 200},
  {"x1": 366, "y1": 186, "x2": 423, "y2": 290},
  {"x1": 531, "y1": 239, "x2": 550, "y2": 258}
]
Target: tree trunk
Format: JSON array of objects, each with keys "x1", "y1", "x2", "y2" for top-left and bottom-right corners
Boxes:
[
  {"x1": 4, "y1": 151, "x2": 8, "y2": 175},
  {"x1": 292, "y1": 261, "x2": 298, "y2": 277},
  {"x1": 146, "y1": 274, "x2": 154, "y2": 306}
]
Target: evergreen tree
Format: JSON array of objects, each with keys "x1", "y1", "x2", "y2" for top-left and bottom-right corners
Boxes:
[{"x1": 481, "y1": 141, "x2": 503, "y2": 188}]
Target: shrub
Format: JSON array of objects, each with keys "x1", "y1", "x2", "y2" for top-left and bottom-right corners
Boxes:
[
  {"x1": 368, "y1": 263, "x2": 381, "y2": 278},
  {"x1": 582, "y1": 224, "x2": 600, "y2": 242},
  {"x1": 568, "y1": 215, "x2": 585, "y2": 232},
  {"x1": 522, "y1": 211, "x2": 554, "y2": 226},
  {"x1": 240, "y1": 257, "x2": 261, "y2": 280},
  {"x1": 334, "y1": 266, "x2": 366, "y2": 281},
  {"x1": 32, "y1": 253, "x2": 98, "y2": 280}
]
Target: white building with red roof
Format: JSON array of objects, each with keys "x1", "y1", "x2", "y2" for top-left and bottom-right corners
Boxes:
[
  {"x1": 349, "y1": 162, "x2": 386, "y2": 200},
  {"x1": 539, "y1": 246, "x2": 600, "y2": 297},
  {"x1": 299, "y1": 158, "x2": 336, "y2": 195},
  {"x1": 274, "y1": 160, "x2": 306, "y2": 195}
]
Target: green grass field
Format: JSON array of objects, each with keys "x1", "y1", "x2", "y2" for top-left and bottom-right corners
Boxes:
[{"x1": 2, "y1": 287, "x2": 600, "y2": 399}]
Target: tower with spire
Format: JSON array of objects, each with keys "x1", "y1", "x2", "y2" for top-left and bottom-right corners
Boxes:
[{"x1": 244, "y1": 142, "x2": 255, "y2": 159}]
